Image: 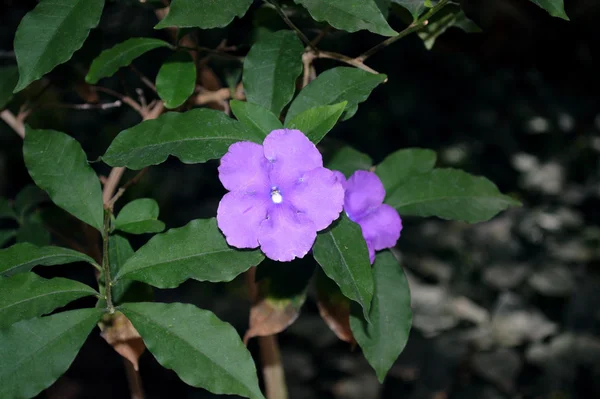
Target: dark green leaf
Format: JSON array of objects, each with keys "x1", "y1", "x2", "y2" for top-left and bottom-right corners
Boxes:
[
  {"x1": 155, "y1": 0, "x2": 254, "y2": 29},
  {"x1": 293, "y1": 0, "x2": 397, "y2": 36},
  {"x1": 121, "y1": 302, "x2": 264, "y2": 399},
  {"x1": 0, "y1": 308, "x2": 103, "y2": 398},
  {"x1": 156, "y1": 52, "x2": 197, "y2": 109},
  {"x1": 375, "y1": 0, "x2": 392, "y2": 17},
  {"x1": 285, "y1": 67, "x2": 387, "y2": 123},
  {"x1": 230, "y1": 100, "x2": 283, "y2": 139},
  {"x1": 86, "y1": 38, "x2": 172, "y2": 84},
  {"x1": 23, "y1": 128, "x2": 104, "y2": 231},
  {"x1": 326, "y1": 146, "x2": 373, "y2": 178},
  {"x1": 13, "y1": 0, "x2": 104, "y2": 92},
  {"x1": 0, "y1": 197, "x2": 16, "y2": 221},
  {"x1": 0, "y1": 272, "x2": 98, "y2": 329},
  {"x1": 115, "y1": 218, "x2": 264, "y2": 288},
  {"x1": 108, "y1": 235, "x2": 135, "y2": 304},
  {"x1": 0, "y1": 65, "x2": 19, "y2": 109},
  {"x1": 375, "y1": 148, "x2": 437, "y2": 193},
  {"x1": 284, "y1": 102, "x2": 347, "y2": 144},
  {"x1": 114, "y1": 198, "x2": 165, "y2": 235},
  {"x1": 313, "y1": 214, "x2": 373, "y2": 319},
  {"x1": 102, "y1": 108, "x2": 260, "y2": 170},
  {"x1": 417, "y1": 7, "x2": 481, "y2": 50},
  {"x1": 392, "y1": 0, "x2": 425, "y2": 19},
  {"x1": 16, "y1": 216, "x2": 51, "y2": 246},
  {"x1": 0, "y1": 243, "x2": 96, "y2": 277},
  {"x1": 315, "y1": 269, "x2": 355, "y2": 343},
  {"x1": 385, "y1": 168, "x2": 521, "y2": 223},
  {"x1": 0, "y1": 230, "x2": 16, "y2": 248},
  {"x1": 14, "y1": 184, "x2": 47, "y2": 220},
  {"x1": 349, "y1": 250, "x2": 412, "y2": 382},
  {"x1": 529, "y1": 0, "x2": 569, "y2": 20}
]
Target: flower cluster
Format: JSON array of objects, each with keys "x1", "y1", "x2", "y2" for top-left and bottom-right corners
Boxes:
[{"x1": 217, "y1": 129, "x2": 402, "y2": 263}]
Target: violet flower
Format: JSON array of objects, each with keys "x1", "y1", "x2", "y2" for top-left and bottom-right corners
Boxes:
[
  {"x1": 217, "y1": 129, "x2": 344, "y2": 261},
  {"x1": 335, "y1": 170, "x2": 402, "y2": 264}
]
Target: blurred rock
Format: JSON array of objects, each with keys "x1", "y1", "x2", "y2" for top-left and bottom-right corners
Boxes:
[
  {"x1": 528, "y1": 265, "x2": 575, "y2": 297},
  {"x1": 473, "y1": 349, "x2": 521, "y2": 393},
  {"x1": 332, "y1": 373, "x2": 381, "y2": 399},
  {"x1": 483, "y1": 263, "x2": 530, "y2": 290}
]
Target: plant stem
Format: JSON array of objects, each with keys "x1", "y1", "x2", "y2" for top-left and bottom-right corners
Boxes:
[
  {"x1": 259, "y1": 335, "x2": 288, "y2": 399},
  {"x1": 265, "y1": 0, "x2": 317, "y2": 52},
  {"x1": 102, "y1": 209, "x2": 114, "y2": 314}
]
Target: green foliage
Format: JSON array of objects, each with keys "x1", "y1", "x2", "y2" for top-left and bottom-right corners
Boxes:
[
  {"x1": 230, "y1": 100, "x2": 283, "y2": 138},
  {"x1": 0, "y1": 197, "x2": 17, "y2": 221},
  {"x1": 0, "y1": 243, "x2": 97, "y2": 277},
  {"x1": 0, "y1": 231, "x2": 16, "y2": 248},
  {"x1": 13, "y1": 0, "x2": 104, "y2": 92},
  {"x1": 375, "y1": 148, "x2": 437, "y2": 193},
  {"x1": 392, "y1": 0, "x2": 426, "y2": 19},
  {"x1": 14, "y1": 185, "x2": 47, "y2": 221},
  {"x1": 417, "y1": 6, "x2": 481, "y2": 50},
  {"x1": 120, "y1": 302, "x2": 265, "y2": 399},
  {"x1": 284, "y1": 102, "x2": 347, "y2": 144},
  {"x1": 107, "y1": 234, "x2": 135, "y2": 305},
  {"x1": 114, "y1": 198, "x2": 165, "y2": 235},
  {"x1": 529, "y1": 0, "x2": 569, "y2": 20},
  {"x1": 16, "y1": 215, "x2": 51, "y2": 246},
  {"x1": 155, "y1": 0, "x2": 254, "y2": 29},
  {"x1": 156, "y1": 52, "x2": 197, "y2": 109},
  {"x1": 326, "y1": 146, "x2": 373, "y2": 178},
  {"x1": 0, "y1": 65, "x2": 18, "y2": 109}
]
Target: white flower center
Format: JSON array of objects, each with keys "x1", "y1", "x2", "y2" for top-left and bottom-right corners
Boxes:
[{"x1": 271, "y1": 187, "x2": 283, "y2": 204}]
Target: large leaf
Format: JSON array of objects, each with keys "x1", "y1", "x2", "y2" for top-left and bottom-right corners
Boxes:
[
  {"x1": 385, "y1": 168, "x2": 521, "y2": 223},
  {"x1": 243, "y1": 30, "x2": 304, "y2": 116},
  {"x1": 313, "y1": 214, "x2": 373, "y2": 319},
  {"x1": 0, "y1": 243, "x2": 96, "y2": 277},
  {"x1": 86, "y1": 38, "x2": 172, "y2": 84},
  {"x1": 326, "y1": 146, "x2": 373, "y2": 178},
  {"x1": 529, "y1": 0, "x2": 569, "y2": 20},
  {"x1": 0, "y1": 308, "x2": 103, "y2": 399},
  {"x1": 375, "y1": 148, "x2": 437, "y2": 193},
  {"x1": 349, "y1": 250, "x2": 412, "y2": 382},
  {"x1": 115, "y1": 218, "x2": 264, "y2": 288},
  {"x1": 293, "y1": 0, "x2": 397, "y2": 36},
  {"x1": 0, "y1": 272, "x2": 98, "y2": 329},
  {"x1": 114, "y1": 198, "x2": 165, "y2": 235},
  {"x1": 156, "y1": 51, "x2": 197, "y2": 109},
  {"x1": 392, "y1": 0, "x2": 426, "y2": 19},
  {"x1": 155, "y1": 0, "x2": 254, "y2": 29},
  {"x1": 102, "y1": 108, "x2": 261, "y2": 170},
  {"x1": 284, "y1": 102, "x2": 347, "y2": 144},
  {"x1": 285, "y1": 67, "x2": 387, "y2": 123},
  {"x1": 23, "y1": 128, "x2": 104, "y2": 231},
  {"x1": 0, "y1": 65, "x2": 19, "y2": 109},
  {"x1": 230, "y1": 100, "x2": 283, "y2": 139},
  {"x1": 120, "y1": 302, "x2": 264, "y2": 399},
  {"x1": 13, "y1": 0, "x2": 104, "y2": 92}
]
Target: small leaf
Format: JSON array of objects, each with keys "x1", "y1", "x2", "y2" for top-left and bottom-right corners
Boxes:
[
  {"x1": 326, "y1": 146, "x2": 373, "y2": 178},
  {"x1": 14, "y1": 184, "x2": 47, "y2": 220},
  {"x1": 392, "y1": 0, "x2": 426, "y2": 19},
  {"x1": 243, "y1": 30, "x2": 304, "y2": 116},
  {"x1": 0, "y1": 197, "x2": 17, "y2": 221},
  {"x1": 375, "y1": 148, "x2": 437, "y2": 193},
  {"x1": 0, "y1": 272, "x2": 98, "y2": 329},
  {"x1": 156, "y1": 52, "x2": 197, "y2": 109},
  {"x1": 114, "y1": 198, "x2": 165, "y2": 235},
  {"x1": 86, "y1": 38, "x2": 172, "y2": 84},
  {"x1": 350, "y1": 250, "x2": 412, "y2": 382},
  {"x1": 0, "y1": 65, "x2": 19, "y2": 109},
  {"x1": 115, "y1": 218, "x2": 264, "y2": 288},
  {"x1": 155, "y1": 0, "x2": 254, "y2": 29},
  {"x1": 103, "y1": 108, "x2": 260, "y2": 170},
  {"x1": 529, "y1": 0, "x2": 569, "y2": 20},
  {"x1": 0, "y1": 243, "x2": 96, "y2": 277},
  {"x1": 120, "y1": 302, "x2": 264, "y2": 399},
  {"x1": 417, "y1": 7, "x2": 481, "y2": 50},
  {"x1": 385, "y1": 168, "x2": 521, "y2": 223},
  {"x1": 293, "y1": 0, "x2": 397, "y2": 36},
  {"x1": 315, "y1": 269, "x2": 355, "y2": 344},
  {"x1": 0, "y1": 308, "x2": 103, "y2": 399},
  {"x1": 13, "y1": 0, "x2": 105, "y2": 92},
  {"x1": 16, "y1": 216, "x2": 51, "y2": 246},
  {"x1": 284, "y1": 102, "x2": 347, "y2": 144},
  {"x1": 107, "y1": 234, "x2": 135, "y2": 304},
  {"x1": 230, "y1": 100, "x2": 283, "y2": 139},
  {"x1": 285, "y1": 67, "x2": 387, "y2": 123},
  {"x1": 313, "y1": 214, "x2": 374, "y2": 319},
  {"x1": 24, "y1": 128, "x2": 104, "y2": 231},
  {"x1": 99, "y1": 312, "x2": 145, "y2": 371},
  {"x1": 0, "y1": 230, "x2": 16, "y2": 248}
]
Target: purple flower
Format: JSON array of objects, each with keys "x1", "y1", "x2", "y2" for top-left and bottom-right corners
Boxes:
[
  {"x1": 335, "y1": 170, "x2": 402, "y2": 264},
  {"x1": 217, "y1": 129, "x2": 344, "y2": 261}
]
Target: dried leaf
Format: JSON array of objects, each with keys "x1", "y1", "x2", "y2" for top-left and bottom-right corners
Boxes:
[{"x1": 99, "y1": 312, "x2": 145, "y2": 370}]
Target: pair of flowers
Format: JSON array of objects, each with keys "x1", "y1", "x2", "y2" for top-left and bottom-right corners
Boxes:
[{"x1": 217, "y1": 129, "x2": 402, "y2": 263}]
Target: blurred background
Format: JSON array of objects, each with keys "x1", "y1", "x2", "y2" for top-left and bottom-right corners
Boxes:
[{"x1": 1, "y1": 0, "x2": 600, "y2": 398}]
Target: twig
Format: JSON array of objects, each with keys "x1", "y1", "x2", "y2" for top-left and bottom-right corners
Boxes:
[
  {"x1": 177, "y1": 44, "x2": 244, "y2": 62},
  {"x1": 317, "y1": 50, "x2": 381, "y2": 75},
  {"x1": 40, "y1": 100, "x2": 122, "y2": 110},
  {"x1": 195, "y1": 87, "x2": 235, "y2": 105},
  {"x1": 130, "y1": 65, "x2": 157, "y2": 93},
  {"x1": 0, "y1": 109, "x2": 25, "y2": 138},
  {"x1": 94, "y1": 86, "x2": 144, "y2": 115},
  {"x1": 124, "y1": 359, "x2": 146, "y2": 399},
  {"x1": 302, "y1": 52, "x2": 316, "y2": 87},
  {"x1": 264, "y1": 0, "x2": 317, "y2": 52},
  {"x1": 107, "y1": 168, "x2": 148, "y2": 209}
]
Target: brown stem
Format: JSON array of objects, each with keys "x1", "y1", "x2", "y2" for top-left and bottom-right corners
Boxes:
[
  {"x1": 264, "y1": 0, "x2": 317, "y2": 52},
  {"x1": 123, "y1": 358, "x2": 145, "y2": 399},
  {"x1": 0, "y1": 109, "x2": 25, "y2": 138},
  {"x1": 316, "y1": 51, "x2": 381, "y2": 75}
]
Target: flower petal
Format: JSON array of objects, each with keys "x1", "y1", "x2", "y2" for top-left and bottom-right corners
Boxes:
[
  {"x1": 356, "y1": 204, "x2": 402, "y2": 253},
  {"x1": 344, "y1": 170, "x2": 385, "y2": 220},
  {"x1": 263, "y1": 129, "x2": 323, "y2": 186},
  {"x1": 258, "y1": 205, "x2": 317, "y2": 262},
  {"x1": 218, "y1": 141, "x2": 270, "y2": 192},
  {"x1": 333, "y1": 171, "x2": 347, "y2": 190},
  {"x1": 287, "y1": 168, "x2": 344, "y2": 231},
  {"x1": 365, "y1": 239, "x2": 376, "y2": 264},
  {"x1": 217, "y1": 191, "x2": 270, "y2": 248}
]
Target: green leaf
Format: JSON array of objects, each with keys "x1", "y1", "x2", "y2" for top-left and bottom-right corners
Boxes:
[
  {"x1": 0, "y1": 197, "x2": 17, "y2": 221},
  {"x1": 385, "y1": 168, "x2": 521, "y2": 223},
  {"x1": 243, "y1": 30, "x2": 304, "y2": 116},
  {"x1": 0, "y1": 230, "x2": 16, "y2": 248},
  {"x1": 417, "y1": 7, "x2": 481, "y2": 50},
  {"x1": 108, "y1": 235, "x2": 135, "y2": 304},
  {"x1": 114, "y1": 198, "x2": 165, "y2": 235},
  {"x1": 86, "y1": 38, "x2": 172, "y2": 84},
  {"x1": 529, "y1": 0, "x2": 569, "y2": 20},
  {"x1": 14, "y1": 184, "x2": 47, "y2": 220},
  {"x1": 392, "y1": 0, "x2": 426, "y2": 19},
  {"x1": 0, "y1": 308, "x2": 103, "y2": 399},
  {"x1": 0, "y1": 243, "x2": 96, "y2": 277},
  {"x1": 230, "y1": 100, "x2": 283, "y2": 139},
  {"x1": 13, "y1": 0, "x2": 105, "y2": 92},
  {"x1": 293, "y1": 0, "x2": 397, "y2": 36},
  {"x1": 349, "y1": 250, "x2": 412, "y2": 382},
  {"x1": 155, "y1": 0, "x2": 254, "y2": 29},
  {"x1": 156, "y1": 52, "x2": 197, "y2": 109},
  {"x1": 315, "y1": 269, "x2": 355, "y2": 343},
  {"x1": 375, "y1": 148, "x2": 437, "y2": 193},
  {"x1": 16, "y1": 217, "x2": 51, "y2": 246},
  {"x1": 102, "y1": 108, "x2": 260, "y2": 170},
  {"x1": 284, "y1": 102, "x2": 347, "y2": 144},
  {"x1": 115, "y1": 218, "x2": 264, "y2": 288},
  {"x1": 120, "y1": 302, "x2": 264, "y2": 399},
  {"x1": 0, "y1": 272, "x2": 98, "y2": 329},
  {"x1": 375, "y1": 0, "x2": 392, "y2": 17},
  {"x1": 313, "y1": 214, "x2": 373, "y2": 319},
  {"x1": 23, "y1": 128, "x2": 104, "y2": 231},
  {"x1": 0, "y1": 65, "x2": 19, "y2": 109},
  {"x1": 285, "y1": 67, "x2": 387, "y2": 123},
  {"x1": 326, "y1": 146, "x2": 373, "y2": 178}
]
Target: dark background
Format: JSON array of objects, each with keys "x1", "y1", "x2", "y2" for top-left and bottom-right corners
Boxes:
[{"x1": 1, "y1": 0, "x2": 599, "y2": 398}]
